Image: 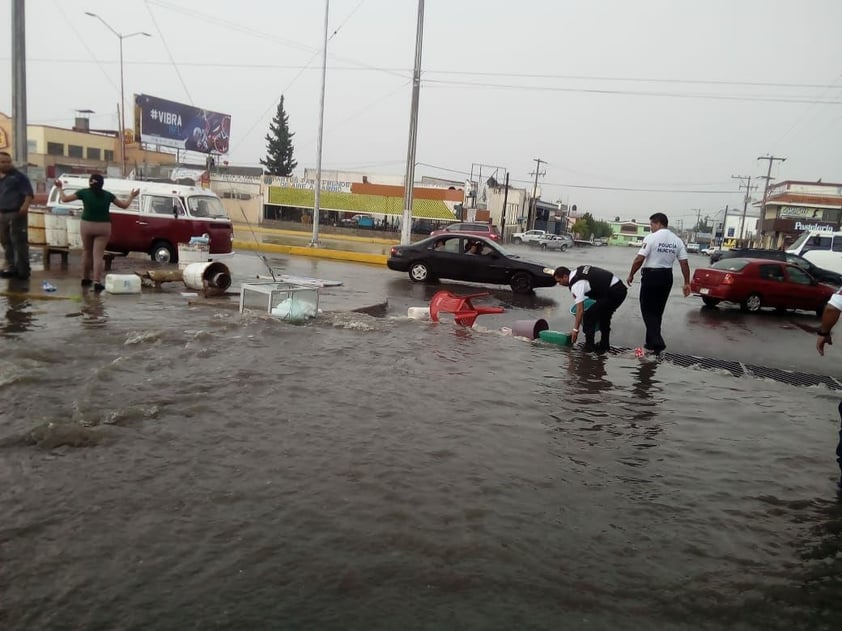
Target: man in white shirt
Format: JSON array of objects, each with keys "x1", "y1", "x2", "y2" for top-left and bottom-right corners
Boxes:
[
  {"x1": 554, "y1": 264, "x2": 627, "y2": 353},
  {"x1": 626, "y1": 213, "x2": 691, "y2": 355},
  {"x1": 815, "y1": 289, "x2": 842, "y2": 493}
]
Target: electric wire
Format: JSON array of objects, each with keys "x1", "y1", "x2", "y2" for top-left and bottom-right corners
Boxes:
[
  {"x1": 50, "y1": 0, "x2": 118, "y2": 92},
  {"x1": 144, "y1": 1, "x2": 194, "y2": 105}
]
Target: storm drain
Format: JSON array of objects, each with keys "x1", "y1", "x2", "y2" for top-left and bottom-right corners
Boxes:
[{"x1": 609, "y1": 347, "x2": 842, "y2": 391}]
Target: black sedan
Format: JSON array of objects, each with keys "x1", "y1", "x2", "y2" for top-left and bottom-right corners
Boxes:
[{"x1": 386, "y1": 234, "x2": 556, "y2": 293}]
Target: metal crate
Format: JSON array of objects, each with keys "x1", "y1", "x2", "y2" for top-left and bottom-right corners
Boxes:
[{"x1": 239, "y1": 282, "x2": 320, "y2": 321}]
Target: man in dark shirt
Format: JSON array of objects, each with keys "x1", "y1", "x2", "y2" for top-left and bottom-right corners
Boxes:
[
  {"x1": 0, "y1": 151, "x2": 34, "y2": 279},
  {"x1": 555, "y1": 264, "x2": 627, "y2": 353}
]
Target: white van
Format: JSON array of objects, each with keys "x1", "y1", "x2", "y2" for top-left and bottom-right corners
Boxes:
[
  {"x1": 786, "y1": 230, "x2": 842, "y2": 274},
  {"x1": 47, "y1": 175, "x2": 234, "y2": 263}
]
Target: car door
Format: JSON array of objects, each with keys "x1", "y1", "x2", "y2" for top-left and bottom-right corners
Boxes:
[
  {"x1": 138, "y1": 194, "x2": 189, "y2": 253},
  {"x1": 784, "y1": 265, "x2": 821, "y2": 310},
  {"x1": 427, "y1": 236, "x2": 467, "y2": 280},
  {"x1": 756, "y1": 263, "x2": 787, "y2": 308}
]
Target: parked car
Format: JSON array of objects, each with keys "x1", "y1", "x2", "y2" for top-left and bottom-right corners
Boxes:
[
  {"x1": 511, "y1": 229, "x2": 548, "y2": 245},
  {"x1": 686, "y1": 242, "x2": 701, "y2": 253},
  {"x1": 386, "y1": 234, "x2": 555, "y2": 293},
  {"x1": 340, "y1": 214, "x2": 374, "y2": 229},
  {"x1": 702, "y1": 245, "x2": 719, "y2": 256},
  {"x1": 708, "y1": 248, "x2": 842, "y2": 286},
  {"x1": 690, "y1": 258, "x2": 834, "y2": 315},
  {"x1": 785, "y1": 230, "x2": 842, "y2": 275},
  {"x1": 430, "y1": 222, "x2": 502, "y2": 242},
  {"x1": 537, "y1": 234, "x2": 574, "y2": 251}
]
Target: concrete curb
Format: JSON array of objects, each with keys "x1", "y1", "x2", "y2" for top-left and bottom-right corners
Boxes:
[
  {"x1": 233, "y1": 239, "x2": 388, "y2": 266},
  {"x1": 232, "y1": 224, "x2": 399, "y2": 246}
]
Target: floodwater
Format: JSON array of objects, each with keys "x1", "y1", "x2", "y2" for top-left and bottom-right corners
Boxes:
[{"x1": 1, "y1": 246, "x2": 841, "y2": 631}]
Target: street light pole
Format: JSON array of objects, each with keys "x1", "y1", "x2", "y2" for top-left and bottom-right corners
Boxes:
[{"x1": 85, "y1": 12, "x2": 150, "y2": 177}]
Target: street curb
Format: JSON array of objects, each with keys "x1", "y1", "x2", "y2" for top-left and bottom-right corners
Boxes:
[
  {"x1": 233, "y1": 239, "x2": 388, "y2": 266},
  {"x1": 232, "y1": 224, "x2": 399, "y2": 246}
]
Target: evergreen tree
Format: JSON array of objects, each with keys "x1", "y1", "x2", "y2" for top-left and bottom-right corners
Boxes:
[{"x1": 261, "y1": 95, "x2": 298, "y2": 176}]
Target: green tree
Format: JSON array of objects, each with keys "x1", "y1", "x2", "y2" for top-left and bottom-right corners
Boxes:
[{"x1": 261, "y1": 95, "x2": 298, "y2": 176}]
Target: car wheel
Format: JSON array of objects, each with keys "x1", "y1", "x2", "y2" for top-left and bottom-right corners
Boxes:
[
  {"x1": 740, "y1": 293, "x2": 762, "y2": 313},
  {"x1": 540, "y1": 243, "x2": 548, "y2": 250},
  {"x1": 560, "y1": 244, "x2": 568, "y2": 252},
  {"x1": 702, "y1": 297, "x2": 720, "y2": 307},
  {"x1": 510, "y1": 272, "x2": 534, "y2": 294},
  {"x1": 408, "y1": 261, "x2": 430, "y2": 282},
  {"x1": 513, "y1": 237, "x2": 523, "y2": 245},
  {"x1": 151, "y1": 240, "x2": 176, "y2": 264}
]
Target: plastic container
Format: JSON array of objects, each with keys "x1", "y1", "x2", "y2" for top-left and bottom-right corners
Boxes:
[
  {"x1": 538, "y1": 330, "x2": 572, "y2": 346},
  {"x1": 407, "y1": 306, "x2": 431, "y2": 320},
  {"x1": 569, "y1": 298, "x2": 596, "y2": 314},
  {"x1": 66, "y1": 216, "x2": 83, "y2": 249},
  {"x1": 177, "y1": 243, "x2": 211, "y2": 270},
  {"x1": 183, "y1": 262, "x2": 232, "y2": 295},
  {"x1": 105, "y1": 273, "x2": 142, "y2": 294},
  {"x1": 28, "y1": 209, "x2": 46, "y2": 245},
  {"x1": 511, "y1": 318, "x2": 549, "y2": 339},
  {"x1": 45, "y1": 213, "x2": 68, "y2": 247}
]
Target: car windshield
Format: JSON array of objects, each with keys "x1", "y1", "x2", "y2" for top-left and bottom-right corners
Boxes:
[
  {"x1": 712, "y1": 258, "x2": 750, "y2": 271},
  {"x1": 187, "y1": 196, "x2": 228, "y2": 219},
  {"x1": 788, "y1": 231, "x2": 810, "y2": 251}
]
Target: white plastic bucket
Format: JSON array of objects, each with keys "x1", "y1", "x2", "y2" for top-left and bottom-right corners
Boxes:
[
  {"x1": 511, "y1": 318, "x2": 549, "y2": 340},
  {"x1": 183, "y1": 262, "x2": 232, "y2": 294},
  {"x1": 66, "y1": 216, "x2": 83, "y2": 249},
  {"x1": 105, "y1": 273, "x2": 142, "y2": 294},
  {"x1": 28, "y1": 209, "x2": 46, "y2": 245},
  {"x1": 177, "y1": 243, "x2": 211, "y2": 270},
  {"x1": 45, "y1": 213, "x2": 68, "y2": 247}
]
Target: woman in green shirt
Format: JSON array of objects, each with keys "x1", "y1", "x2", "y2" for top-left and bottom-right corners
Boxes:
[{"x1": 56, "y1": 174, "x2": 138, "y2": 292}]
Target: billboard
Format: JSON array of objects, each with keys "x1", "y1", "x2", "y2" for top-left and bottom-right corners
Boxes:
[{"x1": 135, "y1": 94, "x2": 230, "y2": 154}]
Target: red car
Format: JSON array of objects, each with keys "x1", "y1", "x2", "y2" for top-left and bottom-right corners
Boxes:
[
  {"x1": 430, "y1": 222, "x2": 502, "y2": 242},
  {"x1": 690, "y1": 257, "x2": 834, "y2": 315}
]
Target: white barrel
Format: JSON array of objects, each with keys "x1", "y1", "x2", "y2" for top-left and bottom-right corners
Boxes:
[
  {"x1": 183, "y1": 262, "x2": 232, "y2": 292},
  {"x1": 407, "y1": 306, "x2": 431, "y2": 320},
  {"x1": 66, "y1": 216, "x2": 83, "y2": 249},
  {"x1": 45, "y1": 213, "x2": 68, "y2": 247},
  {"x1": 28, "y1": 209, "x2": 46, "y2": 245},
  {"x1": 105, "y1": 273, "x2": 142, "y2": 294}
]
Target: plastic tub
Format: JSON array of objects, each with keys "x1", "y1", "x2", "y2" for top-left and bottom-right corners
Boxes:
[
  {"x1": 105, "y1": 273, "x2": 142, "y2": 294},
  {"x1": 66, "y1": 216, "x2": 83, "y2": 249},
  {"x1": 511, "y1": 318, "x2": 549, "y2": 339},
  {"x1": 538, "y1": 330, "x2": 572, "y2": 346}
]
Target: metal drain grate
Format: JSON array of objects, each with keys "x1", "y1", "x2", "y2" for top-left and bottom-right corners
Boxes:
[{"x1": 608, "y1": 347, "x2": 842, "y2": 391}]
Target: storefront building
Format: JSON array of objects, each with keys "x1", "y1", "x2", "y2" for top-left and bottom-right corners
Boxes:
[{"x1": 758, "y1": 180, "x2": 842, "y2": 249}]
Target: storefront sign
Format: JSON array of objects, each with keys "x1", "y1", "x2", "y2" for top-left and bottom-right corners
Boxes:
[
  {"x1": 780, "y1": 206, "x2": 818, "y2": 218},
  {"x1": 794, "y1": 221, "x2": 836, "y2": 232}
]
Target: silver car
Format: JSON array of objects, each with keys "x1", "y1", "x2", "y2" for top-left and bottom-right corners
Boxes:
[{"x1": 537, "y1": 234, "x2": 574, "y2": 251}]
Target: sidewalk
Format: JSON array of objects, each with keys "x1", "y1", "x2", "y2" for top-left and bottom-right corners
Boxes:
[{"x1": 232, "y1": 223, "x2": 395, "y2": 265}]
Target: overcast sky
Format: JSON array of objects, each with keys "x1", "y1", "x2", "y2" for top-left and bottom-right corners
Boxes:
[{"x1": 3, "y1": 0, "x2": 842, "y2": 224}]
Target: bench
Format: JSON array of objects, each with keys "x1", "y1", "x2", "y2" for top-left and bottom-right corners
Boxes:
[{"x1": 37, "y1": 245, "x2": 123, "y2": 271}]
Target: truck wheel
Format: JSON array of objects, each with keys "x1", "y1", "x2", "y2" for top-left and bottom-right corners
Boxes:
[{"x1": 151, "y1": 240, "x2": 176, "y2": 264}]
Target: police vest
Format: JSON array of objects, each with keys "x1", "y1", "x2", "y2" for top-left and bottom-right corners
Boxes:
[{"x1": 574, "y1": 265, "x2": 614, "y2": 299}]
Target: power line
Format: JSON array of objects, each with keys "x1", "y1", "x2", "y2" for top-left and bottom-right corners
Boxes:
[
  {"x1": 423, "y1": 79, "x2": 842, "y2": 105},
  {"x1": 144, "y1": 1, "x2": 193, "y2": 105},
  {"x1": 50, "y1": 0, "x2": 118, "y2": 92}
]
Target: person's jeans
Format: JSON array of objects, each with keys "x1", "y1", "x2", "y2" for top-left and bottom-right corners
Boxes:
[
  {"x1": 0, "y1": 211, "x2": 30, "y2": 277},
  {"x1": 583, "y1": 282, "x2": 628, "y2": 351},
  {"x1": 640, "y1": 268, "x2": 673, "y2": 352}
]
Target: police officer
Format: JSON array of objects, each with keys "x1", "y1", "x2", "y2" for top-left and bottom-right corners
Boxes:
[
  {"x1": 626, "y1": 212, "x2": 691, "y2": 355},
  {"x1": 0, "y1": 151, "x2": 33, "y2": 280},
  {"x1": 554, "y1": 264, "x2": 627, "y2": 353},
  {"x1": 816, "y1": 290, "x2": 842, "y2": 492}
]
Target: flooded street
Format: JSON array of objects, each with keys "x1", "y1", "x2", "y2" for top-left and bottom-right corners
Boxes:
[{"x1": 2, "y1": 245, "x2": 841, "y2": 630}]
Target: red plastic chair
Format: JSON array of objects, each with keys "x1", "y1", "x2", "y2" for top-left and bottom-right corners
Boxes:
[{"x1": 428, "y1": 290, "x2": 505, "y2": 327}]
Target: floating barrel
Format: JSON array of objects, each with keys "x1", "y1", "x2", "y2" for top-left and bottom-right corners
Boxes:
[
  {"x1": 183, "y1": 261, "x2": 232, "y2": 297},
  {"x1": 511, "y1": 318, "x2": 549, "y2": 339}
]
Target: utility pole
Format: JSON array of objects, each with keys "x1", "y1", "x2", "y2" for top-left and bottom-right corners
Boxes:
[
  {"x1": 499, "y1": 172, "x2": 510, "y2": 241},
  {"x1": 401, "y1": 0, "x2": 425, "y2": 245},
  {"x1": 731, "y1": 175, "x2": 758, "y2": 247},
  {"x1": 528, "y1": 158, "x2": 546, "y2": 231},
  {"x1": 12, "y1": 0, "x2": 27, "y2": 172},
  {"x1": 756, "y1": 154, "x2": 786, "y2": 247}
]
